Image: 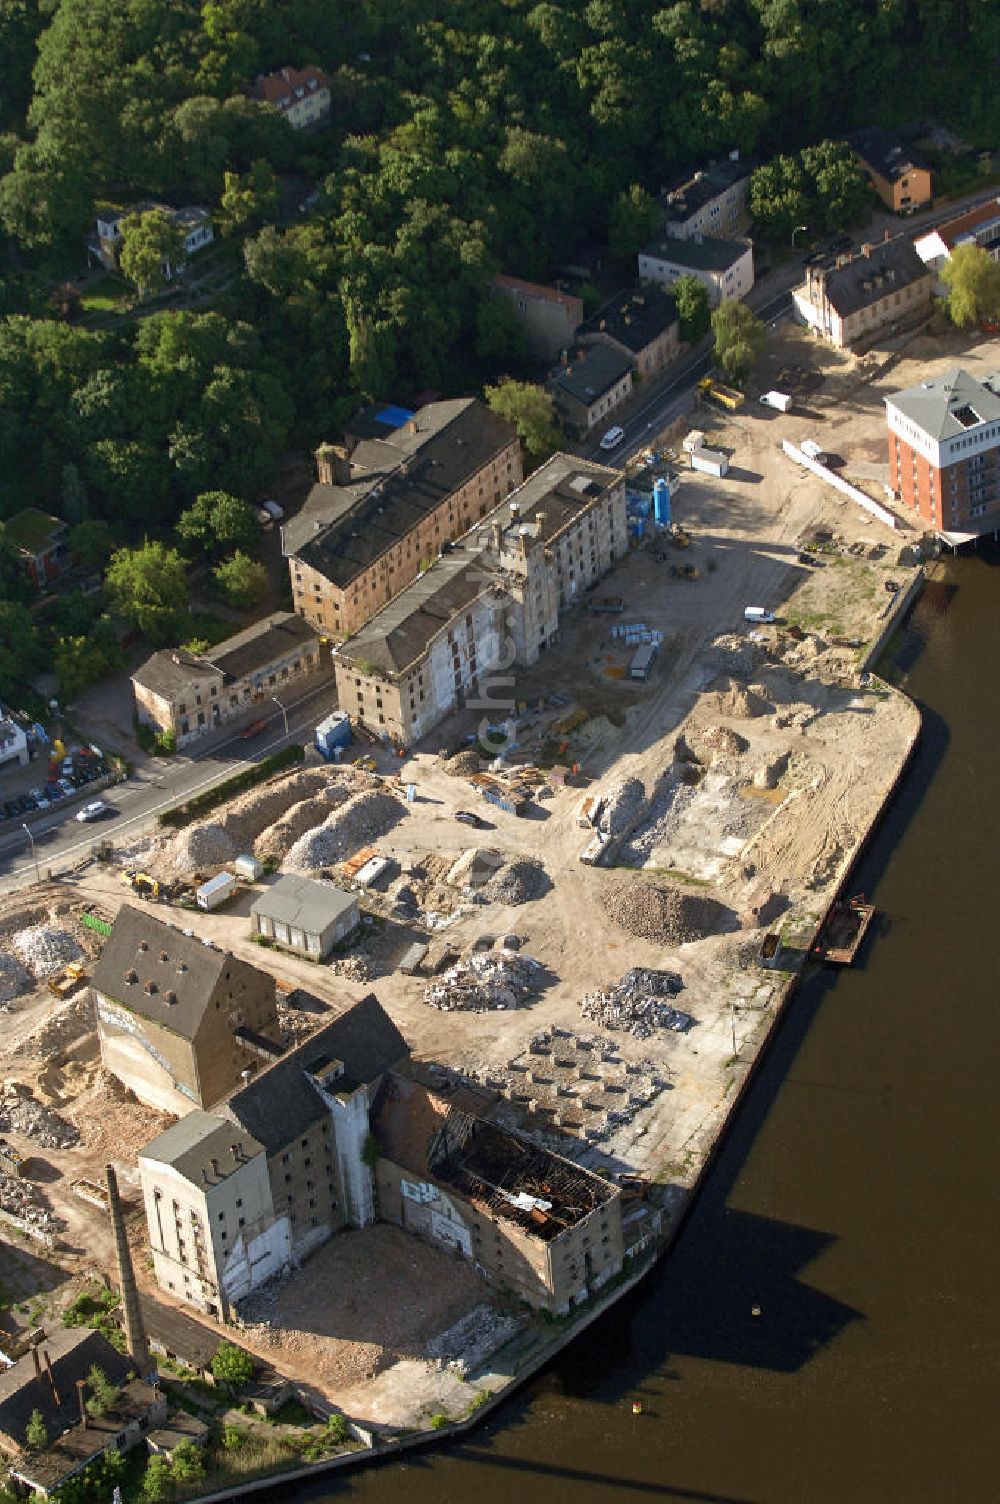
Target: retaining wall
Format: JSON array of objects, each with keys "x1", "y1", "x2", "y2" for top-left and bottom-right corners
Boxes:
[{"x1": 782, "y1": 440, "x2": 898, "y2": 529}]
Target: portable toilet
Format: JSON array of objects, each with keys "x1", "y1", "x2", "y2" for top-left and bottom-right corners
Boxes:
[{"x1": 653, "y1": 477, "x2": 671, "y2": 528}]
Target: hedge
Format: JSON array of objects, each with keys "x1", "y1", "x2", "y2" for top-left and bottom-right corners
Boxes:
[{"x1": 158, "y1": 743, "x2": 305, "y2": 828}]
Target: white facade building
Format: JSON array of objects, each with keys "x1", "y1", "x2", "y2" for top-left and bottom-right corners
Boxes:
[{"x1": 638, "y1": 234, "x2": 754, "y2": 308}]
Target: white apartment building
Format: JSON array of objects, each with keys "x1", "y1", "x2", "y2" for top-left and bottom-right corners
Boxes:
[{"x1": 638, "y1": 234, "x2": 754, "y2": 308}]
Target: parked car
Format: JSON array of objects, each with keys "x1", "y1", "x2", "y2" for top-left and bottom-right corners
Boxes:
[
  {"x1": 29, "y1": 788, "x2": 50, "y2": 810},
  {"x1": 57, "y1": 778, "x2": 74, "y2": 796},
  {"x1": 240, "y1": 718, "x2": 268, "y2": 739},
  {"x1": 3, "y1": 800, "x2": 19, "y2": 820},
  {"x1": 15, "y1": 794, "x2": 34, "y2": 814},
  {"x1": 454, "y1": 810, "x2": 490, "y2": 829},
  {"x1": 75, "y1": 800, "x2": 111, "y2": 823}
]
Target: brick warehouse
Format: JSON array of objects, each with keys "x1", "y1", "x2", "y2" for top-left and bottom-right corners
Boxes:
[{"x1": 885, "y1": 369, "x2": 1000, "y2": 538}]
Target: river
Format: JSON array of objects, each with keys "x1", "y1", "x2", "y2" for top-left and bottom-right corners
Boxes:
[{"x1": 308, "y1": 553, "x2": 999, "y2": 1503}]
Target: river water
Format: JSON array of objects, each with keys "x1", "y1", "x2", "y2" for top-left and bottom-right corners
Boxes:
[{"x1": 311, "y1": 554, "x2": 998, "y2": 1503}]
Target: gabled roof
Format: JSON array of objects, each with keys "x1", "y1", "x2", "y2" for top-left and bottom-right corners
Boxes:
[
  {"x1": 132, "y1": 614, "x2": 317, "y2": 702},
  {"x1": 886, "y1": 368, "x2": 1000, "y2": 441},
  {"x1": 548, "y1": 341, "x2": 633, "y2": 405},
  {"x1": 847, "y1": 126, "x2": 931, "y2": 184},
  {"x1": 921, "y1": 197, "x2": 1000, "y2": 252},
  {"x1": 250, "y1": 874, "x2": 357, "y2": 932},
  {"x1": 576, "y1": 286, "x2": 678, "y2": 353},
  {"x1": 138, "y1": 1108, "x2": 264, "y2": 1183},
  {"x1": 812, "y1": 236, "x2": 931, "y2": 317},
  {"x1": 660, "y1": 157, "x2": 750, "y2": 221},
  {"x1": 640, "y1": 233, "x2": 748, "y2": 274},
  {"x1": 0, "y1": 1329, "x2": 134, "y2": 1448},
  {"x1": 250, "y1": 64, "x2": 333, "y2": 109},
  {"x1": 492, "y1": 274, "x2": 583, "y2": 312},
  {"x1": 3, "y1": 509, "x2": 65, "y2": 556}
]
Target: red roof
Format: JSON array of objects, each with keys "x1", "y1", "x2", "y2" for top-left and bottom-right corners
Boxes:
[
  {"x1": 250, "y1": 64, "x2": 332, "y2": 109},
  {"x1": 934, "y1": 197, "x2": 1000, "y2": 249},
  {"x1": 493, "y1": 274, "x2": 583, "y2": 312}
]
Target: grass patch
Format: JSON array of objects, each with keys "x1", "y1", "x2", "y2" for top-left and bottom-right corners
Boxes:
[
  {"x1": 266, "y1": 1399, "x2": 313, "y2": 1428},
  {"x1": 80, "y1": 274, "x2": 128, "y2": 312}
]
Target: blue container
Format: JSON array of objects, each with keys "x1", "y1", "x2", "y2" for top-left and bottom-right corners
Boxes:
[
  {"x1": 653, "y1": 477, "x2": 671, "y2": 527},
  {"x1": 315, "y1": 710, "x2": 352, "y2": 757}
]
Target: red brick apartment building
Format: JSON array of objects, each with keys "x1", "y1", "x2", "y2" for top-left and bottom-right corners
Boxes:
[{"x1": 885, "y1": 369, "x2": 1000, "y2": 538}]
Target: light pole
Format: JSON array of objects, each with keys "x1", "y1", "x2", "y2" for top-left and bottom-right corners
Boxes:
[
  {"x1": 272, "y1": 695, "x2": 289, "y2": 739},
  {"x1": 792, "y1": 224, "x2": 809, "y2": 248},
  {"x1": 21, "y1": 823, "x2": 40, "y2": 884},
  {"x1": 730, "y1": 998, "x2": 738, "y2": 1061}
]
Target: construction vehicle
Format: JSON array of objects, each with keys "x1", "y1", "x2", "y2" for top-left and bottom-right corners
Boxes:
[
  {"x1": 697, "y1": 376, "x2": 745, "y2": 411},
  {"x1": 47, "y1": 962, "x2": 87, "y2": 999},
  {"x1": 122, "y1": 870, "x2": 167, "y2": 901}
]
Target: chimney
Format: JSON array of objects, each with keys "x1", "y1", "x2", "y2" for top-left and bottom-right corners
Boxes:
[
  {"x1": 43, "y1": 1350, "x2": 60, "y2": 1407},
  {"x1": 490, "y1": 520, "x2": 503, "y2": 552},
  {"x1": 230, "y1": 1142, "x2": 243, "y2": 1165},
  {"x1": 862, "y1": 243, "x2": 872, "y2": 258},
  {"x1": 106, "y1": 1165, "x2": 152, "y2": 1379},
  {"x1": 315, "y1": 442, "x2": 352, "y2": 486},
  {"x1": 535, "y1": 512, "x2": 546, "y2": 533},
  {"x1": 76, "y1": 1378, "x2": 87, "y2": 1429},
  {"x1": 31, "y1": 1341, "x2": 42, "y2": 1384},
  {"x1": 407, "y1": 418, "x2": 419, "y2": 435},
  {"x1": 210, "y1": 1157, "x2": 220, "y2": 1177}
]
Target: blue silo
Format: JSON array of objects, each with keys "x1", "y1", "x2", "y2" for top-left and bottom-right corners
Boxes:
[{"x1": 653, "y1": 477, "x2": 671, "y2": 527}]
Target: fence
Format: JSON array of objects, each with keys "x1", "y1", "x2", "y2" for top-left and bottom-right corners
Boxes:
[{"x1": 782, "y1": 440, "x2": 898, "y2": 529}]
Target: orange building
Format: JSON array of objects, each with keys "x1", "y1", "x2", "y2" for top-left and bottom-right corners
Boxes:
[{"x1": 849, "y1": 127, "x2": 933, "y2": 215}]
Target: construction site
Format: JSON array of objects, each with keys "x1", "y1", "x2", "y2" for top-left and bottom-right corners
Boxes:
[{"x1": 1, "y1": 320, "x2": 985, "y2": 1446}]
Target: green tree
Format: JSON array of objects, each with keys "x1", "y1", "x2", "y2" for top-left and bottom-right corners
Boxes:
[
  {"x1": 211, "y1": 1342, "x2": 254, "y2": 1387},
  {"x1": 142, "y1": 1455, "x2": 174, "y2": 1504},
  {"x1": 749, "y1": 155, "x2": 810, "y2": 242},
  {"x1": 177, "y1": 492, "x2": 258, "y2": 557},
  {"x1": 105, "y1": 541, "x2": 188, "y2": 645},
  {"x1": 484, "y1": 379, "x2": 561, "y2": 464},
  {"x1": 672, "y1": 274, "x2": 710, "y2": 342},
  {"x1": 213, "y1": 551, "x2": 269, "y2": 608},
  {"x1": 219, "y1": 159, "x2": 280, "y2": 235},
  {"x1": 84, "y1": 1364, "x2": 120, "y2": 1419},
  {"x1": 118, "y1": 210, "x2": 184, "y2": 299},
  {"x1": 60, "y1": 462, "x2": 89, "y2": 522},
  {"x1": 711, "y1": 298, "x2": 766, "y2": 380},
  {"x1": 68, "y1": 519, "x2": 114, "y2": 571},
  {"x1": 801, "y1": 140, "x2": 869, "y2": 232},
  {"x1": 169, "y1": 1441, "x2": 205, "y2": 1486},
  {"x1": 55, "y1": 627, "x2": 125, "y2": 701},
  {"x1": 25, "y1": 1409, "x2": 47, "y2": 1451},
  {"x1": 608, "y1": 184, "x2": 661, "y2": 264},
  {"x1": 941, "y1": 243, "x2": 1000, "y2": 328},
  {"x1": 0, "y1": 601, "x2": 44, "y2": 698}
]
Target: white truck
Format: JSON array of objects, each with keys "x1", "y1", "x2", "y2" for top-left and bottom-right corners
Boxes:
[
  {"x1": 760, "y1": 390, "x2": 793, "y2": 413},
  {"x1": 196, "y1": 872, "x2": 239, "y2": 910}
]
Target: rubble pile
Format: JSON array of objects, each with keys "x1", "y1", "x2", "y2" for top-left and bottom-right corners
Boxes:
[
  {"x1": 10, "y1": 995, "x2": 93, "y2": 1061},
  {"x1": 426, "y1": 1304, "x2": 520, "y2": 1376},
  {"x1": 164, "y1": 822, "x2": 235, "y2": 872},
  {"x1": 617, "y1": 781, "x2": 680, "y2": 864},
  {"x1": 601, "y1": 880, "x2": 730, "y2": 944},
  {"x1": 0, "y1": 1174, "x2": 65, "y2": 1236},
  {"x1": 284, "y1": 791, "x2": 405, "y2": 872},
  {"x1": 444, "y1": 748, "x2": 481, "y2": 777},
  {"x1": 710, "y1": 677, "x2": 771, "y2": 719},
  {"x1": 479, "y1": 858, "x2": 550, "y2": 906},
  {"x1": 0, "y1": 1085, "x2": 80, "y2": 1147},
  {"x1": 598, "y1": 778, "x2": 646, "y2": 837},
  {"x1": 423, "y1": 951, "x2": 543, "y2": 1012},
  {"x1": 580, "y1": 967, "x2": 693, "y2": 1039},
  {"x1": 0, "y1": 954, "x2": 32, "y2": 1006},
  {"x1": 706, "y1": 635, "x2": 765, "y2": 676},
  {"x1": 700, "y1": 725, "x2": 749, "y2": 759},
  {"x1": 327, "y1": 954, "x2": 373, "y2": 982},
  {"x1": 12, "y1": 925, "x2": 84, "y2": 979},
  {"x1": 446, "y1": 848, "x2": 505, "y2": 889},
  {"x1": 254, "y1": 787, "x2": 353, "y2": 862}
]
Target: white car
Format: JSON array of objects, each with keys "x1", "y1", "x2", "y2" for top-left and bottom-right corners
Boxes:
[
  {"x1": 599, "y1": 425, "x2": 625, "y2": 451},
  {"x1": 75, "y1": 800, "x2": 109, "y2": 823}
]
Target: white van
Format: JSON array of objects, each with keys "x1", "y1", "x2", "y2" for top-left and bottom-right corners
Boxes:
[
  {"x1": 800, "y1": 440, "x2": 827, "y2": 463},
  {"x1": 599, "y1": 425, "x2": 625, "y2": 451},
  {"x1": 744, "y1": 606, "x2": 776, "y2": 624}
]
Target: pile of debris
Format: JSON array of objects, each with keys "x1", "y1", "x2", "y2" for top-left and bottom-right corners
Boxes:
[
  {"x1": 699, "y1": 724, "x2": 749, "y2": 759},
  {"x1": 446, "y1": 848, "x2": 505, "y2": 890},
  {"x1": 444, "y1": 748, "x2": 481, "y2": 777},
  {"x1": 12, "y1": 925, "x2": 84, "y2": 980},
  {"x1": 601, "y1": 880, "x2": 731, "y2": 944},
  {"x1": 165, "y1": 822, "x2": 235, "y2": 872},
  {"x1": 580, "y1": 967, "x2": 692, "y2": 1039},
  {"x1": 255, "y1": 787, "x2": 352, "y2": 862},
  {"x1": 598, "y1": 778, "x2": 646, "y2": 837},
  {"x1": 709, "y1": 676, "x2": 771, "y2": 719},
  {"x1": 426, "y1": 1304, "x2": 519, "y2": 1376},
  {"x1": 9, "y1": 995, "x2": 93, "y2": 1062},
  {"x1": 0, "y1": 1084, "x2": 79, "y2": 1147},
  {"x1": 0, "y1": 1174, "x2": 65, "y2": 1236},
  {"x1": 0, "y1": 954, "x2": 32, "y2": 1006},
  {"x1": 285, "y1": 791, "x2": 405, "y2": 872},
  {"x1": 326, "y1": 954, "x2": 373, "y2": 982},
  {"x1": 423, "y1": 951, "x2": 544, "y2": 1011},
  {"x1": 479, "y1": 858, "x2": 550, "y2": 906}
]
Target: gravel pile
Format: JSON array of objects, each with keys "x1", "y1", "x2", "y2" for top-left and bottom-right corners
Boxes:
[
  {"x1": 327, "y1": 954, "x2": 373, "y2": 982},
  {"x1": 10, "y1": 995, "x2": 93, "y2": 1061},
  {"x1": 165, "y1": 822, "x2": 235, "y2": 872},
  {"x1": 598, "y1": 778, "x2": 646, "y2": 837},
  {"x1": 616, "y1": 781, "x2": 680, "y2": 865},
  {"x1": 710, "y1": 679, "x2": 770, "y2": 719},
  {"x1": 445, "y1": 748, "x2": 482, "y2": 777},
  {"x1": 0, "y1": 954, "x2": 32, "y2": 1005},
  {"x1": 0, "y1": 1174, "x2": 65, "y2": 1235},
  {"x1": 285, "y1": 791, "x2": 405, "y2": 872},
  {"x1": 700, "y1": 725, "x2": 748, "y2": 758},
  {"x1": 426, "y1": 1304, "x2": 519, "y2": 1375},
  {"x1": 479, "y1": 859, "x2": 551, "y2": 906},
  {"x1": 601, "y1": 880, "x2": 730, "y2": 944},
  {"x1": 0, "y1": 1087, "x2": 79, "y2": 1147},
  {"x1": 581, "y1": 967, "x2": 692, "y2": 1039},
  {"x1": 12, "y1": 925, "x2": 83, "y2": 979},
  {"x1": 254, "y1": 787, "x2": 353, "y2": 862},
  {"x1": 447, "y1": 848, "x2": 505, "y2": 889},
  {"x1": 423, "y1": 951, "x2": 543, "y2": 1011}
]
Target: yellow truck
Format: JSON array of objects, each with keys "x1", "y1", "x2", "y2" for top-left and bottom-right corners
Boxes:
[{"x1": 697, "y1": 377, "x2": 745, "y2": 411}]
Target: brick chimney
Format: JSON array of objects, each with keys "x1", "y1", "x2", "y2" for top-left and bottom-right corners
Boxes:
[
  {"x1": 862, "y1": 243, "x2": 872, "y2": 258},
  {"x1": 106, "y1": 1165, "x2": 152, "y2": 1379},
  {"x1": 314, "y1": 442, "x2": 353, "y2": 486}
]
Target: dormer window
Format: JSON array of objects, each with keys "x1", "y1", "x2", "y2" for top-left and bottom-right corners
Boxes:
[
  {"x1": 144, "y1": 980, "x2": 158, "y2": 996},
  {"x1": 124, "y1": 969, "x2": 138, "y2": 985}
]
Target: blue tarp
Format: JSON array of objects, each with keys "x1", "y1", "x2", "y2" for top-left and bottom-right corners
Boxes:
[{"x1": 375, "y1": 404, "x2": 415, "y2": 429}]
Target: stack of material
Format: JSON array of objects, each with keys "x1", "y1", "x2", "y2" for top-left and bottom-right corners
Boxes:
[
  {"x1": 165, "y1": 822, "x2": 235, "y2": 871},
  {"x1": 327, "y1": 954, "x2": 373, "y2": 982},
  {"x1": 580, "y1": 968, "x2": 692, "y2": 1039},
  {"x1": 700, "y1": 724, "x2": 749, "y2": 758},
  {"x1": 426, "y1": 1304, "x2": 520, "y2": 1376},
  {"x1": 601, "y1": 880, "x2": 730, "y2": 944},
  {"x1": 447, "y1": 848, "x2": 506, "y2": 889},
  {"x1": 255, "y1": 786, "x2": 353, "y2": 861},
  {"x1": 11, "y1": 925, "x2": 84, "y2": 979},
  {"x1": 423, "y1": 952, "x2": 543, "y2": 1012},
  {"x1": 0, "y1": 1174, "x2": 65, "y2": 1235},
  {"x1": 598, "y1": 778, "x2": 646, "y2": 837},
  {"x1": 709, "y1": 677, "x2": 771, "y2": 719},
  {"x1": 285, "y1": 791, "x2": 405, "y2": 872},
  {"x1": 445, "y1": 748, "x2": 481, "y2": 777},
  {"x1": 0, "y1": 954, "x2": 32, "y2": 1005},
  {"x1": 10, "y1": 995, "x2": 92, "y2": 1061},
  {"x1": 0, "y1": 1085, "x2": 79, "y2": 1147},
  {"x1": 479, "y1": 858, "x2": 550, "y2": 906}
]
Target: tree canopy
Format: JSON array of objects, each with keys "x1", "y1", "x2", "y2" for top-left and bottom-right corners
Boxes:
[
  {"x1": 941, "y1": 243, "x2": 1000, "y2": 329},
  {"x1": 711, "y1": 299, "x2": 767, "y2": 379},
  {"x1": 484, "y1": 380, "x2": 561, "y2": 464},
  {"x1": 105, "y1": 540, "x2": 189, "y2": 643}
]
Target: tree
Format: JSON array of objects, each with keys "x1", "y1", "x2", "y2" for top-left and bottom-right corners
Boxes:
[
  {"x1": 484, "y1": 379, "x2": 561, "y2": 463},
  {"x1": 105, "y1": 541, "x2": 188, "y2": 645},
  {"x1": 169, "y1": 1441, "x2": 205, "y2": 1486},
  {"x1": 0, "y1": 601, "x2": 44, "y2": 698},
  {"x1": 60, "y1": 463, "x2": 89, "y2": 523},
  {"x1": 213, "y1": 551, "x2": 269, "y2": 608},
  {"x1": 672, "y1": 274, "x2": 710, "y2": 342},
  {"x1": 25, "y1": 1409, "x2": 47, "y2": 1451},
  {"x1": 55, "y1": 627, "x2": 125, "y2": 702},
  {"x1": 210, "y1": 1341, "x2": 255, "y2": 1388},
  {"x1": 711, "y1": 298, "x2": 767, "y2": 379},
  {"x1": 219, "y1": 159, "x2": 280, "y2": 235},
  {"x1": 749, "y1": 155, "x2": 809, "y2": 242},
  {"x1": 608, "y1": 184, "x2": 661, "y2": 264},
  {"x1": 118, "y1": 210, "x2": 184, "y2": 299},
  {"x1": 84, "y1": 1364, "x2": 120, "y2": 1419},
  {"x1": 801, "y1": 140, "x2": 869, "y2": 233},
  {"x1": 68, "y1": 519, "x2": 113, "y2": 571},
  {"x1": 177, "y1": 492, "x2": 258, "y2": 557},
  {"x1": 941, "y1": 243, "x2": 1000, "y2": 329},
  {"x1": 142, "y1": 1455, "x2": 174, "y2": 1504}
]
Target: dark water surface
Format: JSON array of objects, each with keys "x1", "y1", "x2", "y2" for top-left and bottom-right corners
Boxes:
[{"x1": 312, "y1": 555, "x2": 998, "y2": 1503}]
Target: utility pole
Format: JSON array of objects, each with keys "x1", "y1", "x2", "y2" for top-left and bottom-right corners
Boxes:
[
  {"x1": 272, "y1": 695, "x2": 289, "y2": 739},
  {"x1": 792, "y1": 224, "x2": 809, "y2": 248},
  {"x1": 21, "y1": 823, "x2": 39, "y2": 884}
]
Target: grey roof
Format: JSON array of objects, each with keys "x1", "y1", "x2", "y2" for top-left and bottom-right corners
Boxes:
[
  {"x1": 814, "y1": 236, "x2": 931, "y2": 317},
  {"x1": 250, "y1": 874, "x2": 358, "y2": 933},
  {"x1": 886, "y1": 368, "x2": 1000, "y2": 441},
  {"x1": 138, "y1": 1108, "x2": 264, "y2": 1184},
  {"x1": 139, "y1": 1294, "x2": 224, "y2": 1372},
  {"x1": 92, "y1": 905, "x2": 261, "y2": 1040},
  {"x1": 848, "y1": 126, "x2": 931, "y2": 184},
  {"x1": 548, "y1": 341, "x2": 634, "y2": 405},
  {"x1": 224, "y1": 994, "x2": 409, "y2": 1149},
  {"x1": 133, "y1": 613, "x2": 317, "y2": 701},
  {"x1": 661, "y1": 158, "x2": 750, "y2": 221},
  {"x1": 286, "y1": 399, "x2": 516, "y2": 584},
  {"x1": 0, "y1": 1329, "x2": 134, "y2": 1447},
  {"x1": 576, "y1": 286, "x2": 678, "y2": 354},
  {"x1": 640, "y1": 233, "x2": 748, "y2": 273}
]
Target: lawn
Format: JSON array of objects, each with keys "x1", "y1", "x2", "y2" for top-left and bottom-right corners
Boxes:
[{"x1": 80, "y1": 275, "x2": 128, "y2": 312}]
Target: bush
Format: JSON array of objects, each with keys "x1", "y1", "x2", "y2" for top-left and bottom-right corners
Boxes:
[
  {"x1": 221, "y1": 1426, "x2": 243, "y2": 1452},
  {"x1": 210, "y1": 1341, "x2": 255, "y2": 1388},
  {"x1": 158, "y1": 743, "x2": 304, "y2": 828},
  {"x1": 428, "y1": 1413, "x2": 449, "y2": 1431}
]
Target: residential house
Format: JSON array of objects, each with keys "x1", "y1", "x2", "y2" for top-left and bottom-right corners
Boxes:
[
  {"x1": 333, "y1": 454, "x2": 627, "y2": 745},
  {"x1": 283, "y1": 398, "x2": 522, "y2": 639},
  {"x1": 847, "y1": 127, "x2": 933, "y2": 214},
  {"x1": 575, "y1": 286, "x2": 680, "y2": 379},
  {"x1": 638, "y1": 233, "x2": 754, "y2": 308},
  {"x1": 491, "y1": 275, "x2": 584, "y2": 362},
  {"x1": 372, "y1": 1073, "x2": 624, "y2": 1314},
  {"x1": 792, "y1": 235, "x2": 933, "y2": 347},
  {"x1": 250, "y1": 65, "x2": 333, "y2": 130},
  {"x1": 660, "y1": 153, "x2": 752, "y2": 241},
  {"x1": 137, "y1": 996, "x2": 410, "y2": 1314},
  {"x1": 131, "y1": 613, "x2": 321, "y2": 748},
  {"x1": 3, "y1": 510, "x2": 70, "y2": 587},
  {"x1": 249, "y1": 874, "x2": 360, "y2": 958},
  {"x1": 0, "y1": 1329, "x2": 166, "y2": 1497},
  {"x1": 91, "y1": 905, "x2": 283, "y2": 1115},
  {"x1": 89, "y1": 204, "x2": 214, "y2": 276},
  {"x1": 914, "y1": 197, "x2": 1000, "y2": 289},
  {"x1": 547, "y1": 342, "x2": 634, "y2": 438},
  {"x1": 885, "y1": 368, "x2": 1000, "y2": 537}
]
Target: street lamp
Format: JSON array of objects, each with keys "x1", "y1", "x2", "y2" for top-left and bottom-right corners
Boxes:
[
  {"x1": 272, "y1": 695, "x2": 289, "y2": 739},
  {"x1": 21, "y1": 823, "x2": 40, "y2": 884},
  {"x1": 791, "y1": 224, "x2": 809, "y2": 248}
]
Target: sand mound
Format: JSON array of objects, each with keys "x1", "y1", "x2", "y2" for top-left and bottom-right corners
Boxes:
[{"x1": 601, "y1": 880, "x2": 731, "y2": 944}]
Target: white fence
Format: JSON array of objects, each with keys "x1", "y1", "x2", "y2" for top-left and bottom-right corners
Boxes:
[{"x1": 782, "y1": 440, "x2": 897, "y2": 529}]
